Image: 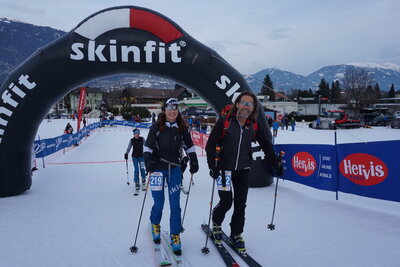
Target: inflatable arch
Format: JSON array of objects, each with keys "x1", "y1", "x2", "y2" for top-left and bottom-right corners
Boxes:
[{"x1": 0, "y1": 6, "x2": 274, "y2": 197}]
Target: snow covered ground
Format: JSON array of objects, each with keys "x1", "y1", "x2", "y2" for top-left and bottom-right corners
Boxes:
[{"x1": 1, "y1": 118, "x2": 399, "y2": 267}]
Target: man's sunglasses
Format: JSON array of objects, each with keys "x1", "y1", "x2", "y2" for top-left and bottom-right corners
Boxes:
[
  {"x1": 165, "y1": 105, "x2": 178, "y2": 111},
  {"x1": 239, "y1": 101, "x2": 254, "y2": 107}
]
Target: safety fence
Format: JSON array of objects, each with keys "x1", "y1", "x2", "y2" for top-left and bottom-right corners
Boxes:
[
  {"x1": 191, "y1": 132, "x2": 400, "y2": 203},
  {"x1": 34, "y1": 122, "x2": 400, "y2": 202},
  {"x1": 33, "y1": 120, "x2": 151, "y2": 159}
]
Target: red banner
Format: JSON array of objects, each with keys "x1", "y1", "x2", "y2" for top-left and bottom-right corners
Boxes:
[
  {"x1": 191, "y1": 132, "x2": 209, "y2": 156},
  {"x1": 77, "y1": 87, "x2": 87, "y2": 132}
]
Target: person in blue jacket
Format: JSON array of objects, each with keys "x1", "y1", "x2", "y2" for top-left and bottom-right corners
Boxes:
[{"x1": 143, "y1": 98, "x2": 199, "y2": 255}]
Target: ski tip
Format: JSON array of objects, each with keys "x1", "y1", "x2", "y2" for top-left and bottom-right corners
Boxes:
[
  {"x1": 173, "y1": 249, "x2": 182, "y2": 256},
  {"x1": 232, "y1": 263, "x2": 240, "y2": 267}
]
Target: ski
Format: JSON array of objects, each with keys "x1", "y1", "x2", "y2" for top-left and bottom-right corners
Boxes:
[
  {"x1": 133, "y1": 185, "x2": 140, "y2": 196},
  {"x1": 161, "y1": 231, "x2": 191, "y2": 267},
  {"x1": 201, "y1": 224, "x2": 240, "y2": 267},
  {"x1": 221, "y1": 231, "x2": 262, "y2": 267},
  {"x1": 180, "y1": 184, "x2": 189, "y2": 195},
  {"x1": 149, "y1": 225, "x2": 171, "y2": 266}
]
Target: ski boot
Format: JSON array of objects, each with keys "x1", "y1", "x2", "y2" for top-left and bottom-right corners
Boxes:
[
  {"x1": 142, "y1": 178, "x2": 146, "y2": 189},
  {"x1": 230, "y1": 233, "x2": 246, "y2": 255},
  {"x1": 151, "y1": 224, "x2": 161, "y2": 244},
  {"x1": 170, "y1": 234, "x2": 182, "y2": 255},
  {"x1": 212, "y1": 223, "x2": 223, "y2": 246},
  {"x1": 133, "y1": 183, "x2": 140, "y2": 196}
]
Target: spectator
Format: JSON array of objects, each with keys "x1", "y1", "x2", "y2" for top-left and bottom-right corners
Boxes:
[
  {"x1": 316, "y1": 116, "x2": 321, "y2": 129},
  {"x1": 290, "y1": 118, "x2": 296, "y2": 131},
  {"x1": 64, "y1": 123, "x2": 73, "y2": 134},
  {"x1": 272, "y1": 120, "x2": 280, "y2": 137},
  {"x1": 200, "y1": 124, "x2": 207, "y2": 134}
]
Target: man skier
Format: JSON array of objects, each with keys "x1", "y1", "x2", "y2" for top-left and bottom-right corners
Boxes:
[{"x1": 205, "y1": 91, "x2": 284, "y2": 253}]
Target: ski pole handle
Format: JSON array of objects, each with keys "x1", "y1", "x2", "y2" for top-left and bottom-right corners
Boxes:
[
  {"x1": 277, "y1": 151, "x2": 285, "y2": 161},
  {"x1": 215, "y1": 145, "x2": 221, "y2": 164}
]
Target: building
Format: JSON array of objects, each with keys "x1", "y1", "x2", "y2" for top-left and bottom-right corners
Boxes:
[
  {"x1": 70, "y1": 87, "x2": 103, "y2": 114},
  {"x1": 297, "y1": 98, "x2": 346, "y2": 116},
  {"x1": 373, "y1": 98, "x2": 400, "y2": 114}
]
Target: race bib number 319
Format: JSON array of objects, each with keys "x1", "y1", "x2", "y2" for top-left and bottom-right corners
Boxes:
[{"x1": 150, "y1": 172, "x2": 163, "y2": 191}]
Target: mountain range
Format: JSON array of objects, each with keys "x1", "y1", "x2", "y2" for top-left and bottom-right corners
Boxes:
[{"x1": 1, "y1": 18, "x2": 400, "y2": 93}]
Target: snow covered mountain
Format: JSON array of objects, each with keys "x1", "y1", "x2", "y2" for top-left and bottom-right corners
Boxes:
[
  {"x1": 0, "y1": 18, "x2": 65, "y2": 82},
  {"x1": 1, "y1": 18, "x2": 400, "y2": 92},
  {"x1": 246, "y1": 64, "x2": 400, "y2": 93}
]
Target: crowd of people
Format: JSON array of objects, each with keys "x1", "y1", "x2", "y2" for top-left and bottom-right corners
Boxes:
[{"x1": 269, "y1": 115, "x2": 296, "y2": 137}]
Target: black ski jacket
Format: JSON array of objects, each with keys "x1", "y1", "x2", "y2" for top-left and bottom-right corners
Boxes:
[
  {"x1": 206, "y1": 115, "x2": 278, "y2": 171},
  {"x1": 144, "y1": 121, "x2": 196, "y2": 170},
  {"x1": 125, "y1": 136, "x2": 145, "y2": 158}
]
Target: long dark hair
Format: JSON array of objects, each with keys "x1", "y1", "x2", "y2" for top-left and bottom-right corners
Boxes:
[
  {"x1": 229, "y1": 91, "x2": 259, "y2": 121},
  {"x1": 156, "y1": 112, "x2": 188, "y2": 132}
]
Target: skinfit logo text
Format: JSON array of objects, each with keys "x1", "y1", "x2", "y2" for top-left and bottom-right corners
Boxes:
[{"x1": 70, "y1": 40, "x2": 182, "y2": 63}]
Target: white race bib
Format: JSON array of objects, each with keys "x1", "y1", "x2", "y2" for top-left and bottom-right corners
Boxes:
[
  {"x1": 217, "y1": 171, "x2": 232, "y2": 191},
  {"x1": 150, "y1": 172, "x2": 163, "y2": 191}
]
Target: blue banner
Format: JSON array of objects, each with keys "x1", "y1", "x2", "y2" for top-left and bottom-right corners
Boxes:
[
  {"x1": 34, "y1": 120, "x2": 151, "y2": 158},
  {"x1": 336, "y1": 140, "x2": 400, "y2": 202},
  {"x1": 100, "y1": 120, "x2": 151, "y2": 128},
  {"x1": 275, "y1": 144, "x2": 338, "y2": 192}
]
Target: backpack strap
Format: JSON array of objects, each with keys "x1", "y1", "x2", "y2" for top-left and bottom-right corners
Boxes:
[
  {"x1": 252, "y1": 120, "x2": 258, "y2": 138},
  {"x1": 220, "y1": 115, "x2": 259, "y2": 140},
  {"x1": 220, "y1": 114, "x2": 231, "y2": 140}
]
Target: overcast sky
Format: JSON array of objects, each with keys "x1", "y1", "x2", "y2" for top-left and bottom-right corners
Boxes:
[{"x1": 1, "y1": 0, "x2": 399, "y2": 76}]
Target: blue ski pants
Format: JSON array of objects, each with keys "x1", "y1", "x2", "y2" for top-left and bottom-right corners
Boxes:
[
  {"x1": 132, "y1": 156, "x2": 146, "y2": 183},
  {"x1": 150, "y1": 166, "x2": 182, "y2": 235}
]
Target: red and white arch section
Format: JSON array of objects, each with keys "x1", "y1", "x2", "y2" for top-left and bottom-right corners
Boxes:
[{"x1": 74, "y1": 8, "x2": 183, "y2": 43}]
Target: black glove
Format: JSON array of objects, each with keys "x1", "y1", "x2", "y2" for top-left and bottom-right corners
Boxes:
[
  {"x1": 180, "y1": 156, "x2": 189, "y2": 173},
  {"x1": 209, "y1": 168, "x2": 220, "y2": 179},
  {"x1": 275, "y1": 163, "x2": 284, "y2": 177},
  {"x1": 124, "y1": 153, "x2": 128, "y2": 160},
  {"x1": 188, "y1": 152, "x2": 199, "y2": 174},
  {"x1": 144, "y1": 152, "x2": 157, "y2": 173}
]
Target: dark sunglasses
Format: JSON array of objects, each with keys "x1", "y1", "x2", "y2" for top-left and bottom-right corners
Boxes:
[
  {"x1": 239, "y1": 101, "x2": 254, "y2": 107},
  {"x1": 165, "y1": 105, "x2": 178, "y2": 111}
]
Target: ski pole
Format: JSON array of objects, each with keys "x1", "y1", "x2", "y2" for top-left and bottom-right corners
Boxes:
[
  {"x1": 201, "y1": 145, "x2": 221, "y2": 254},
  {"x1": 268, "y1": 151, "x2": 285, "y2": 231},
  {"x1": 125, "y1": 159, "x2": 130, "y2": 185},
  {"x1": 181, "y1": 173, "x2": 194, "y2": 233},
  {"x1": 130, "y1": 173, "x2": 151, "y2": 253}
]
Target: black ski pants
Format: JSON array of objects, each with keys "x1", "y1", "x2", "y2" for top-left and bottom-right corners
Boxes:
[{"x1": 212, "y1": 169, "x2": 250, "y2": 235}]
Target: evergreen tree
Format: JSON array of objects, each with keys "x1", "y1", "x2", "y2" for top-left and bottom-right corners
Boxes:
[
  {"x1": 260, "y1": 74, "x2": 275, "y2": 101},
  {"x1": 330, "y1": 80, "x2": 341, "y2": 99},
  {"x1": 316, "y1": 79, "x2": 330, "y2": 97},
  {"x1": 373, "y1": 83, "x2": 381, "y2": 99},
  {"x1": 388, "y1": 84, "x2": 396, "y2": 98}
]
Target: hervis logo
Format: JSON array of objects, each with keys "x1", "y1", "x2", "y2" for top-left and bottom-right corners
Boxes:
[
  {"x1": 292, "y1": 152, "x2": 316, "y2": 177},
  {"x1": 340, "y1": 153, "x2": 388, "y2": 186}
]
